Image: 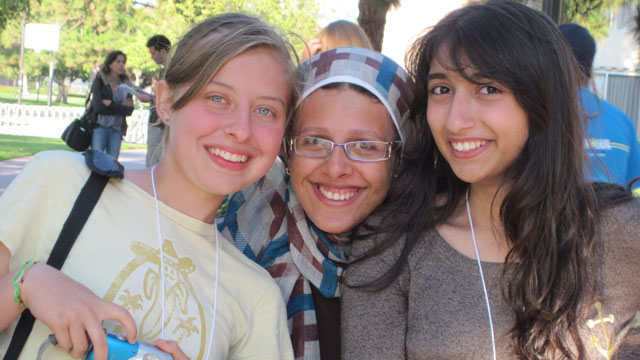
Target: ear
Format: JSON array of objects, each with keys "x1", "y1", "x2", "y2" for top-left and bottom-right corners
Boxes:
[{"x1": 155, "y1": 80, "x2": 173, "y2": 126}]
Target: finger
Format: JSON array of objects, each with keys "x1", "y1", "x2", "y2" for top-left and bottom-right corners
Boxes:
[
  {"x1": 53, "y1": 326, "x2": 73, "y2": 353},
  {"x1": 85, "y1": 319, "x2": 108, "y2": 360},
  {"x1": 156, "y1": 339, "x2": 189, "y2": 360},
  {"x1": 99, "y1": 302, "x2": 137, "y2": 344},
  {"x1": 68, "y1": 324, "x2": 89, "y2": 358}
]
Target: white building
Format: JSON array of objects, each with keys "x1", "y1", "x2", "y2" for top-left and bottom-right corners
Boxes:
[{"x1": 592, "y1": 2, "x2": 640, "y2": 134}]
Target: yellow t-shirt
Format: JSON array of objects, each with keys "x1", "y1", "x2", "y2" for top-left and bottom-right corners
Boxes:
[{"x1": 0, "y1": 150, "x2": 293, "y2": 360}]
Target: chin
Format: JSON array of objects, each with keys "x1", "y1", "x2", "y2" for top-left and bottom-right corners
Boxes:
[{"x1": 314, "y1": 218, "x2": 359, "y2": 235}]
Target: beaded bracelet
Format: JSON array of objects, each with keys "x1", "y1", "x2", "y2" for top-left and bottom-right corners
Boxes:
[{"x1": 12, "y1": 260, "x2": 37, "y2": 308}]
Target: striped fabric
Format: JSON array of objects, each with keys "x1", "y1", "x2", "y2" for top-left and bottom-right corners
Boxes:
[
  {"x1": 301, "y1": 47, "x2": 412, "y2": 143},
  {"x1": 218, "y1": 47, "x2": 412, "y2": 360}
]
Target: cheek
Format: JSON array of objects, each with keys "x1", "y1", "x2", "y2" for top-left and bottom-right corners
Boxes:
[
  {"x1": 288, "y1": 156, "x2": 312, "y2": 183},
  {"x1": 254, "y1": 123, "x2": 285, "y2": 157},
  {"x1": 366, "y1": 162, "x2": 393, "y2": 202}
]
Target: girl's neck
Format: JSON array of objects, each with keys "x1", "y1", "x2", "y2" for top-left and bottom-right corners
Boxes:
[
  {"x1": 108, "y1": 72, "x2": 120, "y2": 84},
  {"x1": 463, "y1": 182, "x2": 511, "y2": 260},
  {"x1": 126, "y1": 163, "x2": 224, "y2": 225}
]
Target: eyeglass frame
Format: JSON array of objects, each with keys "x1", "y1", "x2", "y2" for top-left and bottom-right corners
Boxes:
[{"x1": 288, "y1": 136, "x2": 402, "y2": 162}]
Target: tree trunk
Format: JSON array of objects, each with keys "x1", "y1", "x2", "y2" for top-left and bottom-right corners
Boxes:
[
  {"x1": 358, "y1": 0, "x2": 391, "y2": 52},
  {"x1": 54, "y1": 77, "x2": 70, "y2": 104}
]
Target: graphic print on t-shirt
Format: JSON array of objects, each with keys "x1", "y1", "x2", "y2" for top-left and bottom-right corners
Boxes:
[{"x1": 103, "y1": 239, "x2": 207, "y2": 359}]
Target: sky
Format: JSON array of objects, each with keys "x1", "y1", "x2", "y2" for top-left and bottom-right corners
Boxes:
[
  {"x1": 314, "y1": 0, "x2": 466, "y2": 67},
  {"x1": 317, "y1": 0, "x2": 359, "y2": 27}
]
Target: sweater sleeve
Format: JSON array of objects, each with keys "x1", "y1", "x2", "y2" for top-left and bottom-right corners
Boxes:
[{"x1": 342, "y1": 235, "x2": 409, "y2": 360}]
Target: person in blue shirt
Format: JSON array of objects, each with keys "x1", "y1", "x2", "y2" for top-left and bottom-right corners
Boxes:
[{"x1": 560, "y1": 22, "x2": 640, "y2": 193}]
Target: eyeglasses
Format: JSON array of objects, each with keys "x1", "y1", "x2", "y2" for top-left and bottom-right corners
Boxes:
[{"x1": 289, "y1": 136, "x2": 400, "y2": 162}]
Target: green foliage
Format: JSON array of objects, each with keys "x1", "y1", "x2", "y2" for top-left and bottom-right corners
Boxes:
[
  {"x1": 1, "y1": 0, "x2": 322, "y2": 103},
  {"x1": 561, "y1": 0, "x2": 628, "y2": 39},
  {"x1": 0, "y1": 134, "x2": 144, "y2": 160},
  {"x1": 0, "y1": 0, "x2": 30, "y2": 33}
]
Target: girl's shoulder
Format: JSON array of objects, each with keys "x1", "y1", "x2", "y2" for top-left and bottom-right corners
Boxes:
[{"x1": 598, "y1": 197, "x2": 640, "y2": 240}]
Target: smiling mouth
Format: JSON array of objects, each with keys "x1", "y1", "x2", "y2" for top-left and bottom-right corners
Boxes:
[
  {"x1": 451, "y1": 140, "x2": 487, "y2": 152},
  {"x1": 207, "y1": 147, "x2": 248, "y2": 163},
  {"x1": 317, "y1": 184, "x2": 360, "y2": 201}
]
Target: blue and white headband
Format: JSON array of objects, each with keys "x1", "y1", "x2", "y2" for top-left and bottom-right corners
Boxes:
[{"x1": 301, "y1": 47, "x2": 413, "y2": 143}]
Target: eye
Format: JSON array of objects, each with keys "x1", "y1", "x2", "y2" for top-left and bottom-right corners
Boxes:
[
  {"x1": 257, "y1": 107, "x2": 274, "y2": 116},
  {"x1": 479, "y1": 85, "x2": 501, "y2": 95},
  {"x1": 430, "y1": 85, "x2": 451, "y2": 95},
  {"x1": 300, "y1": 136, "x2": 324, "y2": 146},
  {"x1": 210, "y1": 95, "x2": 225, "y2": 103}
]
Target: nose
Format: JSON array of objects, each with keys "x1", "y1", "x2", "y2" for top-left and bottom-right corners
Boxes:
[
  {"x1": 224, "y1": 106, "x2": 251, "y2": 142},
  {"x1": 446, "y1": 92, "x2": 476, "y2": 133},
  {"x1": 322, "y1": 144, "x2": 353, "y2": 178}
]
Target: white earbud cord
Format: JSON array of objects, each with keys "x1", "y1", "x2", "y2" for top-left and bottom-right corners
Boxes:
[
  {"x1": 151, "y1": 165, "x2": 219, "y2": 358},
  {"x1": 465, "y1": 188, "x2": 497, "y2": 360},
  {"x1": 150, "y1": 165, "x2": 166, "y2": 340}
]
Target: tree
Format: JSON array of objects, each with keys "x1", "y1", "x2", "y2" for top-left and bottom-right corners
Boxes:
[
  {"x1": 357, "y1": 0, "x2": 400, "y2": 51},
  {"x1": 466, "y1": 0, "x2": 626, "y2": 39},
  {"x1": 560, "y1": 0, "x2": 628, "y2": 39},
  {"x1": 1, "y1": 0, "x2": 320, "y2": 104},
  {"x1": 0, "y1": 0, "x2": 30, "y2": 33}
]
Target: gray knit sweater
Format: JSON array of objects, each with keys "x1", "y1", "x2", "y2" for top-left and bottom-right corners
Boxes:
[{"x1": 342, "y1": 199, "x2": 640, "y2": 359}]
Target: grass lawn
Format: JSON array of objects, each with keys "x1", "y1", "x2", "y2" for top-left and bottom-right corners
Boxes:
[
  {"x1": 0, "y1": 85, "x2": 86, "y2": 107},
  {"x1": 0, "y1": 134, "x2": 145, "y2": 161}
]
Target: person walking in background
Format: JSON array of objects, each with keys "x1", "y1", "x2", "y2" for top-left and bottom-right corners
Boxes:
[
  {"x1": 559, "y1": 22, "x2": 640, "y2": 193},
  {"x1": 145, "y1": 34, "x2": 172, "y2": 167},
  {"x1": 91, "y1": 50, "x2": 134, "y2": 160},
  {"x1": 303, "y1": 20, "x2": 372, "y2": 60}
]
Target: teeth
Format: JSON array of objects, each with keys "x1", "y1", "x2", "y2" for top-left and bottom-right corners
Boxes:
[
  {"x1": 319, "y1": 185, "x2": 357, "y2": 201},
  {"x1": 209, "y1": 148, "x2": 248, "y2": 163},
  {"x1": 451, "y1": 140, "x2": 487, "y2": 152}
]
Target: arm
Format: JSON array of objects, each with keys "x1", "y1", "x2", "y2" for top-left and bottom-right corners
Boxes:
[
  {"x1": 111, "y1": 94, "x2": 134, "y2": 116},
  {"x1": 91, "y1": 77, "x2": 134, "y2": 116},
  {"x1": 0, "y1": 154, "x2": 137, "y2": 360},
  {"x1": 625, "y1": 127, "x2": 640, "y2": 191},
  {"x1": 342, "y1": 237, "x2": 409, "y2": 360}
]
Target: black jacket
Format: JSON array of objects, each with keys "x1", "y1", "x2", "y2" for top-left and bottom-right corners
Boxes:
[{"x1": 90, "y1": 73, "x2": 134, "y2": 134}]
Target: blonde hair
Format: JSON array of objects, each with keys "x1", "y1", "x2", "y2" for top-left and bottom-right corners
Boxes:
[
  {"x1": 317, "y1": 20, "x2": 373, "y2": 51},
  {"x1": 163, "y1": 13, "x2": 300, "y2": 124}
]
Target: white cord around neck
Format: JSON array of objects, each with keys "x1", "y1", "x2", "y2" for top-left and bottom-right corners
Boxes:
[
  {"x1": 465, "y1": 188, "x2": 497, "y2": 360},
  {"x1": 151, "y1": 165, "x2": 219, "y2": 359}
]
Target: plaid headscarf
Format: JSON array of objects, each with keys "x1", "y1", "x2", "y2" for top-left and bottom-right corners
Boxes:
[{"x1": 218, "y1": 47, "x2": 412, "y2": 360}]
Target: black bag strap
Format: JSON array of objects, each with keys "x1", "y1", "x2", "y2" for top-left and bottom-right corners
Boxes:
[
  {"x1": 4, "y1": 171, "x2": 110, "y2": 360},
  {"x1": 85, "y1": 85, "x2": 93, "y2": 109}
]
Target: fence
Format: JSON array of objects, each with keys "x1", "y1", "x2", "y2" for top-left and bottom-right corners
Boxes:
[
  {"x1": 593, "y1": 71, "x2": 640, "y2": 138},
  {"x1": 0, "y1": 103, "x2": 150, "y2": 144}
]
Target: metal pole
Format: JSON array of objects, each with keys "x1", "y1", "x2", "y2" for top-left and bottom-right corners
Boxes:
[
  {"x1": 48, "y1": 50, "x2": 54, "y2": 107},
  {"x1": 542, "y1": 0, "x2": 562, "y2": 23},
  {"x1": 18, "y1": 11, "x2": 27, "y2": 105}
]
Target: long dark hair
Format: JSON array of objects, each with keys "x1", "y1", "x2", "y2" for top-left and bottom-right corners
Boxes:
[
  {"x1": 100, "y1": 50, "x2": 129, "y2": 82},
  {"x1": 353, "y1": 1, "x2": 633, "y2": 358}
]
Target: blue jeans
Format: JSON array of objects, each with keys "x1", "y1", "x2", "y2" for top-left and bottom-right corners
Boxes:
[{"x1": 92, "y1": 126, "x2": 123, "y2": 160}]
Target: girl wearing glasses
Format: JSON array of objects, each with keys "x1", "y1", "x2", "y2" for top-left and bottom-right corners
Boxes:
[
  {"x1": 342, "y1": 1, "x2": 640, "y2": 359},
  {"x1": 218, "y1": 47, "x2": 413, "y2": 360},
  {"x1": 0, "y1": 14, "x2": 297, "y2": 359}
]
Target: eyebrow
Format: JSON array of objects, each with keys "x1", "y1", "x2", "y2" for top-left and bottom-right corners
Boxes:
[
  {"x1": 427, "y1": 72, "x2": 447, "y2": 81},
  {"x1": 209, "y1": 80, "x2": 286, "y2": 107},
  {"x1": 298, "y1": 126, "x2": 386, "y2": 140}
]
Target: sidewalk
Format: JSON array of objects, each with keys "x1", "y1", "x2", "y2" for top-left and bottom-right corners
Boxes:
[{"x1": 0, "y1": 149, "x2": 147, "y2": 197}]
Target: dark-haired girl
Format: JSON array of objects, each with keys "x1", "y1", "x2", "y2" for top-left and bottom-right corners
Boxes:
[
  {"x1": 91, "y1": 50, "x2": 135, "y2": 160},
  {"x1": 342, "y1": 1, "x2": 640, "y2": 359}
]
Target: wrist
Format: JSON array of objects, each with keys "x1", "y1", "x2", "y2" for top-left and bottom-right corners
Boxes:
[{"x1": 12, "y1": 260, "x2": 37, "y2": 308}]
